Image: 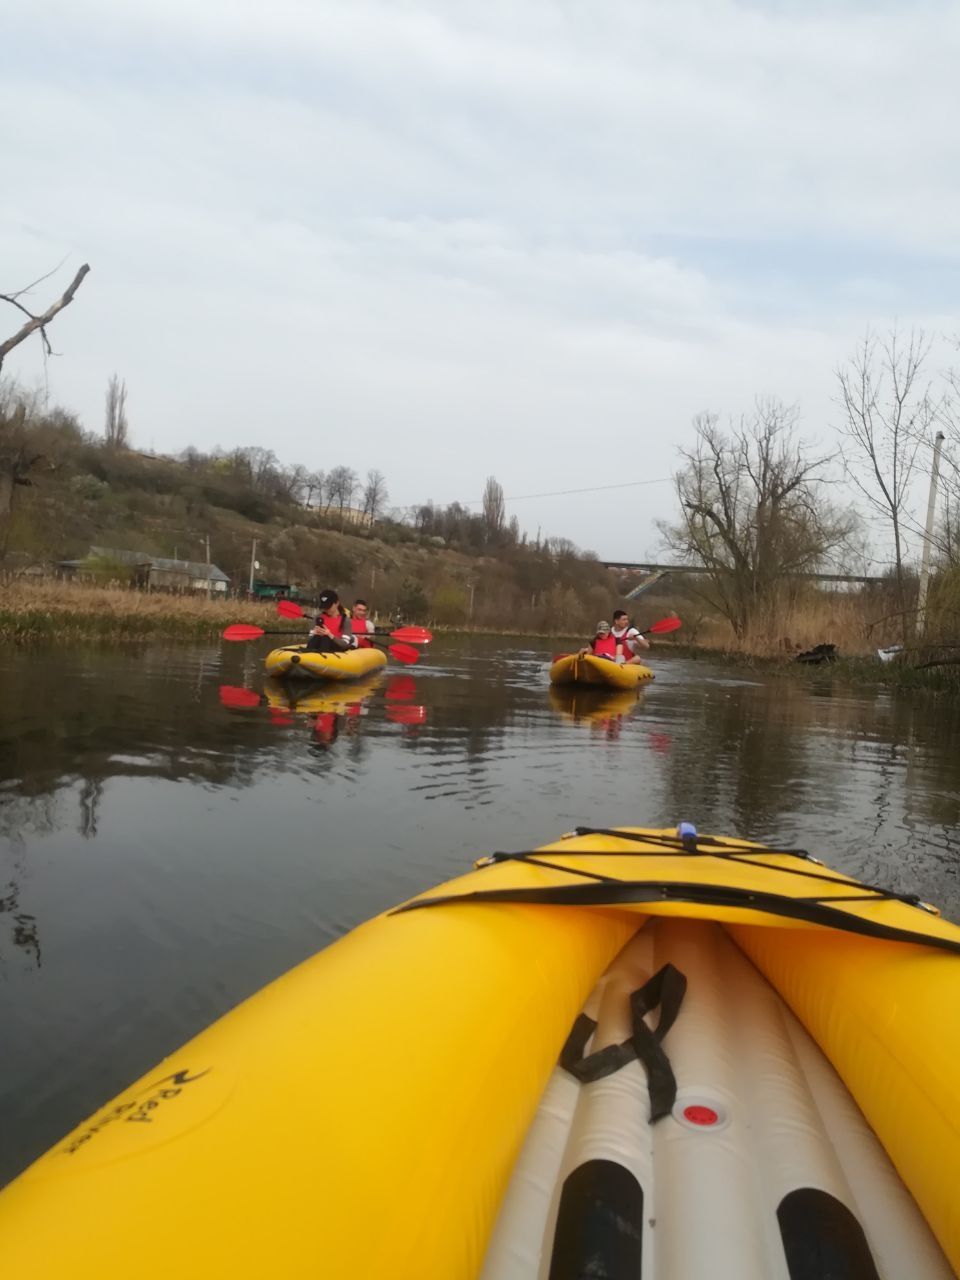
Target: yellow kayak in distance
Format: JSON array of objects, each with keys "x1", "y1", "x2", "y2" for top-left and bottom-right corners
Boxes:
[
  {"x1": 550, "y1": 651, "x2": 654, "y2": 688},
  {"x1": 263, "y1": 644, "x2": 387, "y2": 682},
  {"x1": 2, "y1": 824, "x2": 958, "y2": 1278}
]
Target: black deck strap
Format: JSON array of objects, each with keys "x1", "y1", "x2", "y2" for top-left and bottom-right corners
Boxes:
[
  {"x1": 508, "y1": 854, "x2": 621, "y2": 884},
  {"x1": 574, "y1": 825, "x2": 815, "y2": 861},
  {"x1": 486, "y1": 844, "x2": 917, "y2": 904},
  {"x1": 629, "y1": 963, "x2": 686, "y2": 1121},
  {"x1": 559, "y1": 1014, "x2": 638, "y2": 1083},
  {"x1": 391, "y1": 880, "x2": 960, "y2": 956},
  {"x1": 559, "y1": 965, "x2": 687, "y2": 1122}
]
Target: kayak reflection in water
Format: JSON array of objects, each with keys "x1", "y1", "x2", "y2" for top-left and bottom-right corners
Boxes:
[{"x1": 312, "y1": 711, "x2": 341, "y2": 747}]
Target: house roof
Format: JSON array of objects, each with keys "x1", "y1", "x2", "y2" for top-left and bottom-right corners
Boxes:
[{"x1": 88, "y1": 546, "x2": 230, "y2": 582}]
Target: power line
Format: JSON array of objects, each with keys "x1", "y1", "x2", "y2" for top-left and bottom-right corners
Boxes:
[{"x1": 432, "y1": 476, "x2": 674, "y2": 508}]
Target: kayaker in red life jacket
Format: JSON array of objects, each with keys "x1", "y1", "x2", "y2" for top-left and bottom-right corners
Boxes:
[
  {"x1": 306, "y1": 589, "x2": 356, "y2": 654},
  {"x1": 350, "y1": 599, "x2": 375, "y2": 649},
  {"x1": 579, "y1": 621, "x2": 617, "y2": 660},
  {"x1": 611, "y1": 609, "x2": 650, "y2": 664}
]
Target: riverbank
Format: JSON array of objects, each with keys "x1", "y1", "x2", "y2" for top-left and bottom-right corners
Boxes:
[
  {"x1": 0, "y1": 581, "x2": 274, "y2": 643},
  {"x1": 669, "y1": 641, "x2": 960, "y2": 691},
  {"x1": 3, "y1": 581, "x2": 958, "y2": 690}
]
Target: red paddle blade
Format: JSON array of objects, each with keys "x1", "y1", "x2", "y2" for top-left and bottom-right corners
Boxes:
[
  {"x1": 386, "y1": 675, "x2": 417, "y2": 701},
  {"x1": 387, "y1": 704, "x2": 427, "y2": 725},
  {"x1": 647, "y1": 616, "x2": 681, "y2": 635},
  {"x1": 276, "y1": 599, "x2": 306, "y2": 619},
  {"x1": 223, "y1": 624, "x2": 268, "y2": 641},
  {"x1": 219, "y1": 685, "x2": 262, "y2": 709},
  {"x1": 388, "y1": 643, "x2": 420, "y2": 664},
  {"x1": 388, "y1": 626, "x2": 432, "y2": 644}
]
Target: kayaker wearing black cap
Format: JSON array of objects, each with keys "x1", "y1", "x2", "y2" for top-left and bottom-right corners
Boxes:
[{"x1": 305, "y1": 588, "x2": 355, "y2": 654}]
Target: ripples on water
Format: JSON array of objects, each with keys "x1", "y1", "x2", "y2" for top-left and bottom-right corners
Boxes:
[{"x1": 1, "y1": 635, "x2": 959, "y2": 1183}]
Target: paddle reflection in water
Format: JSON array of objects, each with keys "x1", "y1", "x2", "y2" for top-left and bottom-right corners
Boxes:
[{"x1": 385, "y1": 674, "x2": 427, "y2": 727}]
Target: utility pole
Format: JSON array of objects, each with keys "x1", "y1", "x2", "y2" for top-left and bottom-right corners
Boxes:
[
  {"x1": 204, "y1": 534, "x2": 211, "y2": 600},
  {"x1": 249, "y1": 538, "x2": 258, "y2": 597},
  {"x1": 916, "y1": 431, "x2": 946, "y2": 637}
]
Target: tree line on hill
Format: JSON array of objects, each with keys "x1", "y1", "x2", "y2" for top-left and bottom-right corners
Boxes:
[
  {"x1": 3, "y1": 264, "x2": 960, "y2": 644},
  {"x1": 0, "y1": 375, "x2": 624, "y2": 630}
]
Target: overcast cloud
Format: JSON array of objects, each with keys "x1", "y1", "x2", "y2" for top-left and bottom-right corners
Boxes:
[{"x1": 2, "y1": 0, "x2": 958, "y2": 559}]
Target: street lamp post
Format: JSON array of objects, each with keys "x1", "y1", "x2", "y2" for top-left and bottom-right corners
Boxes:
[
  {"x1": 249, "y1": 538, "x2": 258, "y2": 597},
  {"x1": 916, "y1": 431, "x2": 946, "y2": 637}
]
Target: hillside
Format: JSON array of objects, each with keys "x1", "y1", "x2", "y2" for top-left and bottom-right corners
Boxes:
[{"x1": 0, "y1": 389, "x2": 627, "y2": 631}]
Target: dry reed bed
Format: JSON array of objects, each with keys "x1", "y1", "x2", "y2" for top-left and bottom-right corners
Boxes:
[{"x1": 0, "y1": 581, "x2": 276, "y2": 643}]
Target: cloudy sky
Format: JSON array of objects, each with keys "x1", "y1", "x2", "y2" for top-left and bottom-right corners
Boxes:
[{"x1": 2, "y1": 0, "x2": 959, "y2": 559}]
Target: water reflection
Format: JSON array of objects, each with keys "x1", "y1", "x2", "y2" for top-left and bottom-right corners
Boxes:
[
  {"x1": 548, "y1": 685, "x2": 643, "y2": 740},
  {"x1": 1, "y1": 637, "x2": 960, "y2": 1189}
]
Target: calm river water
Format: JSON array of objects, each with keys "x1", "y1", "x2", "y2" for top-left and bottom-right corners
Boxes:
[{"x1": 2, "y1": 634, "x2": 960, "y2": 1185}]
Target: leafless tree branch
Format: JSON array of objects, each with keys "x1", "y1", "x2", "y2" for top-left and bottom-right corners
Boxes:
[{"x1": 0, "y1": 263, "x2": 91, "y2": 373}]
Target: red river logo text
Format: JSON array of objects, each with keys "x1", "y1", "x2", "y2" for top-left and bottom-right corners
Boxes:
[{"x1": 59, "y1": 1068, "x2": 210, "y2": 1155}]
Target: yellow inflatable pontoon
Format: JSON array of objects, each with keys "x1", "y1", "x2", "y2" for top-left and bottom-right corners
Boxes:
[
  {"x1": 2, "y1": 825, "x2": 959, "y2": 1279},
  {"x1": 550, "y1": 652, "x2": 654, "y2": 688},
  {"x1": 263, "y1": 643, "x2": 387, "y2": 681}
]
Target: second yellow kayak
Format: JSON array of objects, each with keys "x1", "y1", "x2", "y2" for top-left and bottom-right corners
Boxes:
[{"x1": 549, "y1": 652, "x2": 654, "y2": 688}]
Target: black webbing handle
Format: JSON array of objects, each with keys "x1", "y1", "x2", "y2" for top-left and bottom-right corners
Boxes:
[{"x1": 558, "y1": 963, "x2": 687, "y2": 1123}]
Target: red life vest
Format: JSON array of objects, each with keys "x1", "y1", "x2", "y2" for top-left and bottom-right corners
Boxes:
[
  {"x1": 316, "y1": 610, "x2": 345, "y2": 637},
  {"x1": 352, "y1": 618, "x2": 374, "y2": 649},
  {"x1": 592, "y1": 634, "x2": 617, "y2": 659},
  {"x1": 611, "y1": 625, "x2": 635, "y2": 660}
]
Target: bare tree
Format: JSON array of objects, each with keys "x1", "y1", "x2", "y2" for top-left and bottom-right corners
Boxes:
[
  {"x1": 361, "y1": 468, "x2": 389, "y2": 522},
  {"x1": 276, "y1": 462, "x2": 308, "y2": 505},
  {"x1": 303, "y1": 470, "x2": 324, "y2": 509},
  {"x1": 0, "y1": 383, "x2": 71, "y2": 557},
  {"x1": 482, "y1": 475, "x2": 505, "y2": 541},
  {"x1": 0, "y1": 263, "x2": 90, "y2": 373},
  {"x1": 325, "y1": 465, "x2": 358, "y2": 525},
  {"x1": 660, "y1": 400, "x2": 856, "y2": 638},
  {"x1": 835, "y1": 329, "x2": 930, "y2": 632},
  {"x1": 104, "y1": 374, "x2": 129, "y2": 448}
]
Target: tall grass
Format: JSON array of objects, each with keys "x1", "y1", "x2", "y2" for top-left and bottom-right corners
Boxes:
[
  {"x1": 664, "y1": 585, "x2": 914, "y2": 658},
  {"x1": 0, "y1": 579, "x2": 275, "y2": 643}
]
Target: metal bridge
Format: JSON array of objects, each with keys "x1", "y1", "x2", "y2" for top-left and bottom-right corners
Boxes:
[{"x1": 603, "y1": 562, "x2": 888, "y2": 586}]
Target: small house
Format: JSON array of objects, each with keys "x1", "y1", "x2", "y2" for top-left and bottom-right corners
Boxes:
[{"x1": 60, "y1": 546, "x2": 230, "y2": 594}]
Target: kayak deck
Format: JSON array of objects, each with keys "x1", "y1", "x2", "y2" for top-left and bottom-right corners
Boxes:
[
  {"x1": 482, "y1": 915, "x2": 952, "y2": 1278},
  {"x1": 2, "y1": 827, "x2": 958, "y2": 1278},
  {"x1": 549, "y1": 653, "x2": 654, "y2": 688}
]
